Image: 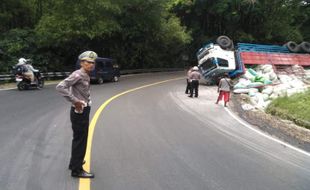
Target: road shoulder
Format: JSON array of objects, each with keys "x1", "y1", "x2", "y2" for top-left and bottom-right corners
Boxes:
[
  {"x1": 0, "y1": 80, "x2": 61, "y2": 90},
  {"x1": 229, "y1": 94, "x2": 310, "y2": 152}
]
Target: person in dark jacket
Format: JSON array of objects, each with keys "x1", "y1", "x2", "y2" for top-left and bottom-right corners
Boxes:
[{"x1": 56, "y1": 51, "x2": 97, "y2": 178}]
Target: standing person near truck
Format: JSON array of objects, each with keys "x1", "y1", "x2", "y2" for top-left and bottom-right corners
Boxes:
[
  {"x1": 185, "y1": 66, "x2": 193, "y2": 94},
  {"x1": 188, "y1": 66, "x2": 201, "y2": 98},
  {"x1": 56, "y1": 51, "x2": 97, "y2": 178},
  {"x1": 216, "y1": 73, "x2": 233, "y2": 107}
]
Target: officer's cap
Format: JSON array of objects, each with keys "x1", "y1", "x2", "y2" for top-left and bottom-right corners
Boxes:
[
  {"x1": 78, "y1": 51, "x2": 98, "y2": 63},
  {"x1": 192, "y1": 66, "x2": 199, "y2": 71}
]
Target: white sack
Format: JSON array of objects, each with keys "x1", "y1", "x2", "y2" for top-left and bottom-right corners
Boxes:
[
  {"x1": 262, "y1": 65, "x2": 273, "y2": 73},
  {"x1": 262, "y1": 87, "x2": 273, "y2": 95},
  {"x1": 233, "y1": 88, "x2": 250, "y2": 94}
]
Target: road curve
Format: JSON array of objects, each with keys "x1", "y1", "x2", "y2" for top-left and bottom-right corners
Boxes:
[{"x1": 0, "y1": 72, "x2": 309, "y2": 190}]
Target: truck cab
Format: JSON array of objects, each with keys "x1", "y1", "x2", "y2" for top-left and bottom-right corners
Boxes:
[
  {"x1": 197, "y1": 43, "x2": 236, "y2": 83},
  {"x1": 197, "y1": 36, "x2": 310, "y2": 85}
]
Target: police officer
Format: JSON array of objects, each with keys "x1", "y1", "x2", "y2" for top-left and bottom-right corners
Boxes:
[
  {"x1": 185, "y1": 67, "x2": 193, "y2": 94},
  {"x1": 56, "y1": 51, "x2": 97, "y2": 178},
  {"x1": 188, "y1": 66, "x2": 201, "y2": 98}
]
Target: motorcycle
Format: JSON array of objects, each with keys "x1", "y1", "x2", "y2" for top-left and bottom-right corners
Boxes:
[{"x1": 15, "y1": 72, "x2": 44, "y2": 90}]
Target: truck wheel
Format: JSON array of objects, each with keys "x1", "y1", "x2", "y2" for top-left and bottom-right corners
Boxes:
[
  {"x1": 97, "y1": 77, "x2": 104, "y2": 84},
  {"x1": 285, "y1": 41, "x2": 300, "y2": 53},
  {"x1": 299, "y1": 41, "x2": 310, "y2": 53},
  {"x1": 228, "y1": 43, "x2": 235, "y2": 51},
  {"x1": 216, "y1": 36, "x2": 233, "y2": 49}
]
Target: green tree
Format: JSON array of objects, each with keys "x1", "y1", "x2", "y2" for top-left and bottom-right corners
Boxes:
[
  {"x1": 108, "y1": 0, "x2": 191, "y2": 69},
  {"x1": 1, "y1": 0, "x2": 308, "y2": 73},
  {"x1": 169, "y1": 0, "x2": 309, "y2": 64},
  {"x1": 34, "y1": 0, "x2": 191, "y2": 70},
  {"x1": 299, "y1": 1, "x2": 310, "y2": 41},
  {"x1": 0, "y1": 29, "x2": 38, "y2": 73},
  {"x1": 0, "y1": 0, "x2": 34, "y2": 32}
]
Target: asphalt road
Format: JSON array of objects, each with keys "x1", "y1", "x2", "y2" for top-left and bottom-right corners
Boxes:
[{"x1": 0, "y1": 72, "x2": 309, "y2": 190}]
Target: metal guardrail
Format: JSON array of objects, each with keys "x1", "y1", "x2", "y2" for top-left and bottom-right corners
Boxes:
[
  {"x1": 0, "y1": 68, "x2": 184, "y2": 83},
  {"x1": 0, "y1": 72, "x2": 71, "y2": 83}
]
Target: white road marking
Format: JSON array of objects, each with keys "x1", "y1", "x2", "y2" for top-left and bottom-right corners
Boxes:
[
  {"x1": 0, "y1": 87, "x2": 16, "y2": 91},
  {"x1": 225, "y1": 107, "x2": 310, "y2": 157}
]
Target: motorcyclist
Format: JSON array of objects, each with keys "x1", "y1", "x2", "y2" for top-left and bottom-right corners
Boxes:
[
  {"x1": 16, "y1": 58, "x2": 39, "y2": 84},
  {"x1": 26, "y1": 60, "x2": 40, "y2": 83}
]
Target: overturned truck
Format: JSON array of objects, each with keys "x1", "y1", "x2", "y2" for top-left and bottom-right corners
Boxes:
[{"x1": 197, "y1": 36, "x2": 310, "y2": 84}]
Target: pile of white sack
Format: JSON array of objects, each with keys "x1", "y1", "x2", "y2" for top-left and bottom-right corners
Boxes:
[{"x1": 233, "y1": 64, "x2": 309, "y2": 110}]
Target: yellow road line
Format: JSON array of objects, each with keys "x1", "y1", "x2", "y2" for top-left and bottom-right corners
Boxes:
[{"x1": 79, "y1": 77, "x2": 183, "y2": 190}]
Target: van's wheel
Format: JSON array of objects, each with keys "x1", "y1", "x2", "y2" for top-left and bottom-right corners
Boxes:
[
  {"x1": 113, "y1": 76, "x2": 119, "y2": 82},
  {"x1": 216, "y1": 35, "x2": 233, "y2": 49},
  {"x1": 97, "y1": 77, "x2": 104, "y2": 84}
]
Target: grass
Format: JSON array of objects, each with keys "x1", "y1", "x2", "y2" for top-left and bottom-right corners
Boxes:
[{"x1": 266, "y1": 89, "x2": 310, "y2": 129}]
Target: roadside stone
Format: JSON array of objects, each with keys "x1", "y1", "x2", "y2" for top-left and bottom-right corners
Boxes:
[{"x1": 241, "y1": 104, "x2": 255, "y2": 111}]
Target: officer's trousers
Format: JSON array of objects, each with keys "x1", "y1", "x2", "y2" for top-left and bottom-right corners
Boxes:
[
  {"x1": 190, "y1": 80, "x2": 199, "y2": 97},
  {"x1": 185, "y1": 79, "x2": 191, "y2": 94},
  {"x1": 69, "y1": 106, "x2": 91, "y2": 171}
]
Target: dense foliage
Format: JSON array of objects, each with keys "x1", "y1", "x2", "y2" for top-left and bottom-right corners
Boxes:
[{"x1": 0, "y1": 0, "x2": 309, "y2": 73}]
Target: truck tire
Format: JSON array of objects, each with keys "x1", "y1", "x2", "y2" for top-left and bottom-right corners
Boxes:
[
  {"x1": 216, "y1": 36, "x2": 233, "y2": 49},
  {"x1": 285, "y1": 41, "x2": 300, "y2": 53},
  {"x1": 299, "y1": 41, "x2": 310, "y2": 53},
  {"x1": 227, "y1": 43, "x2": 235, "y2": 51}
]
